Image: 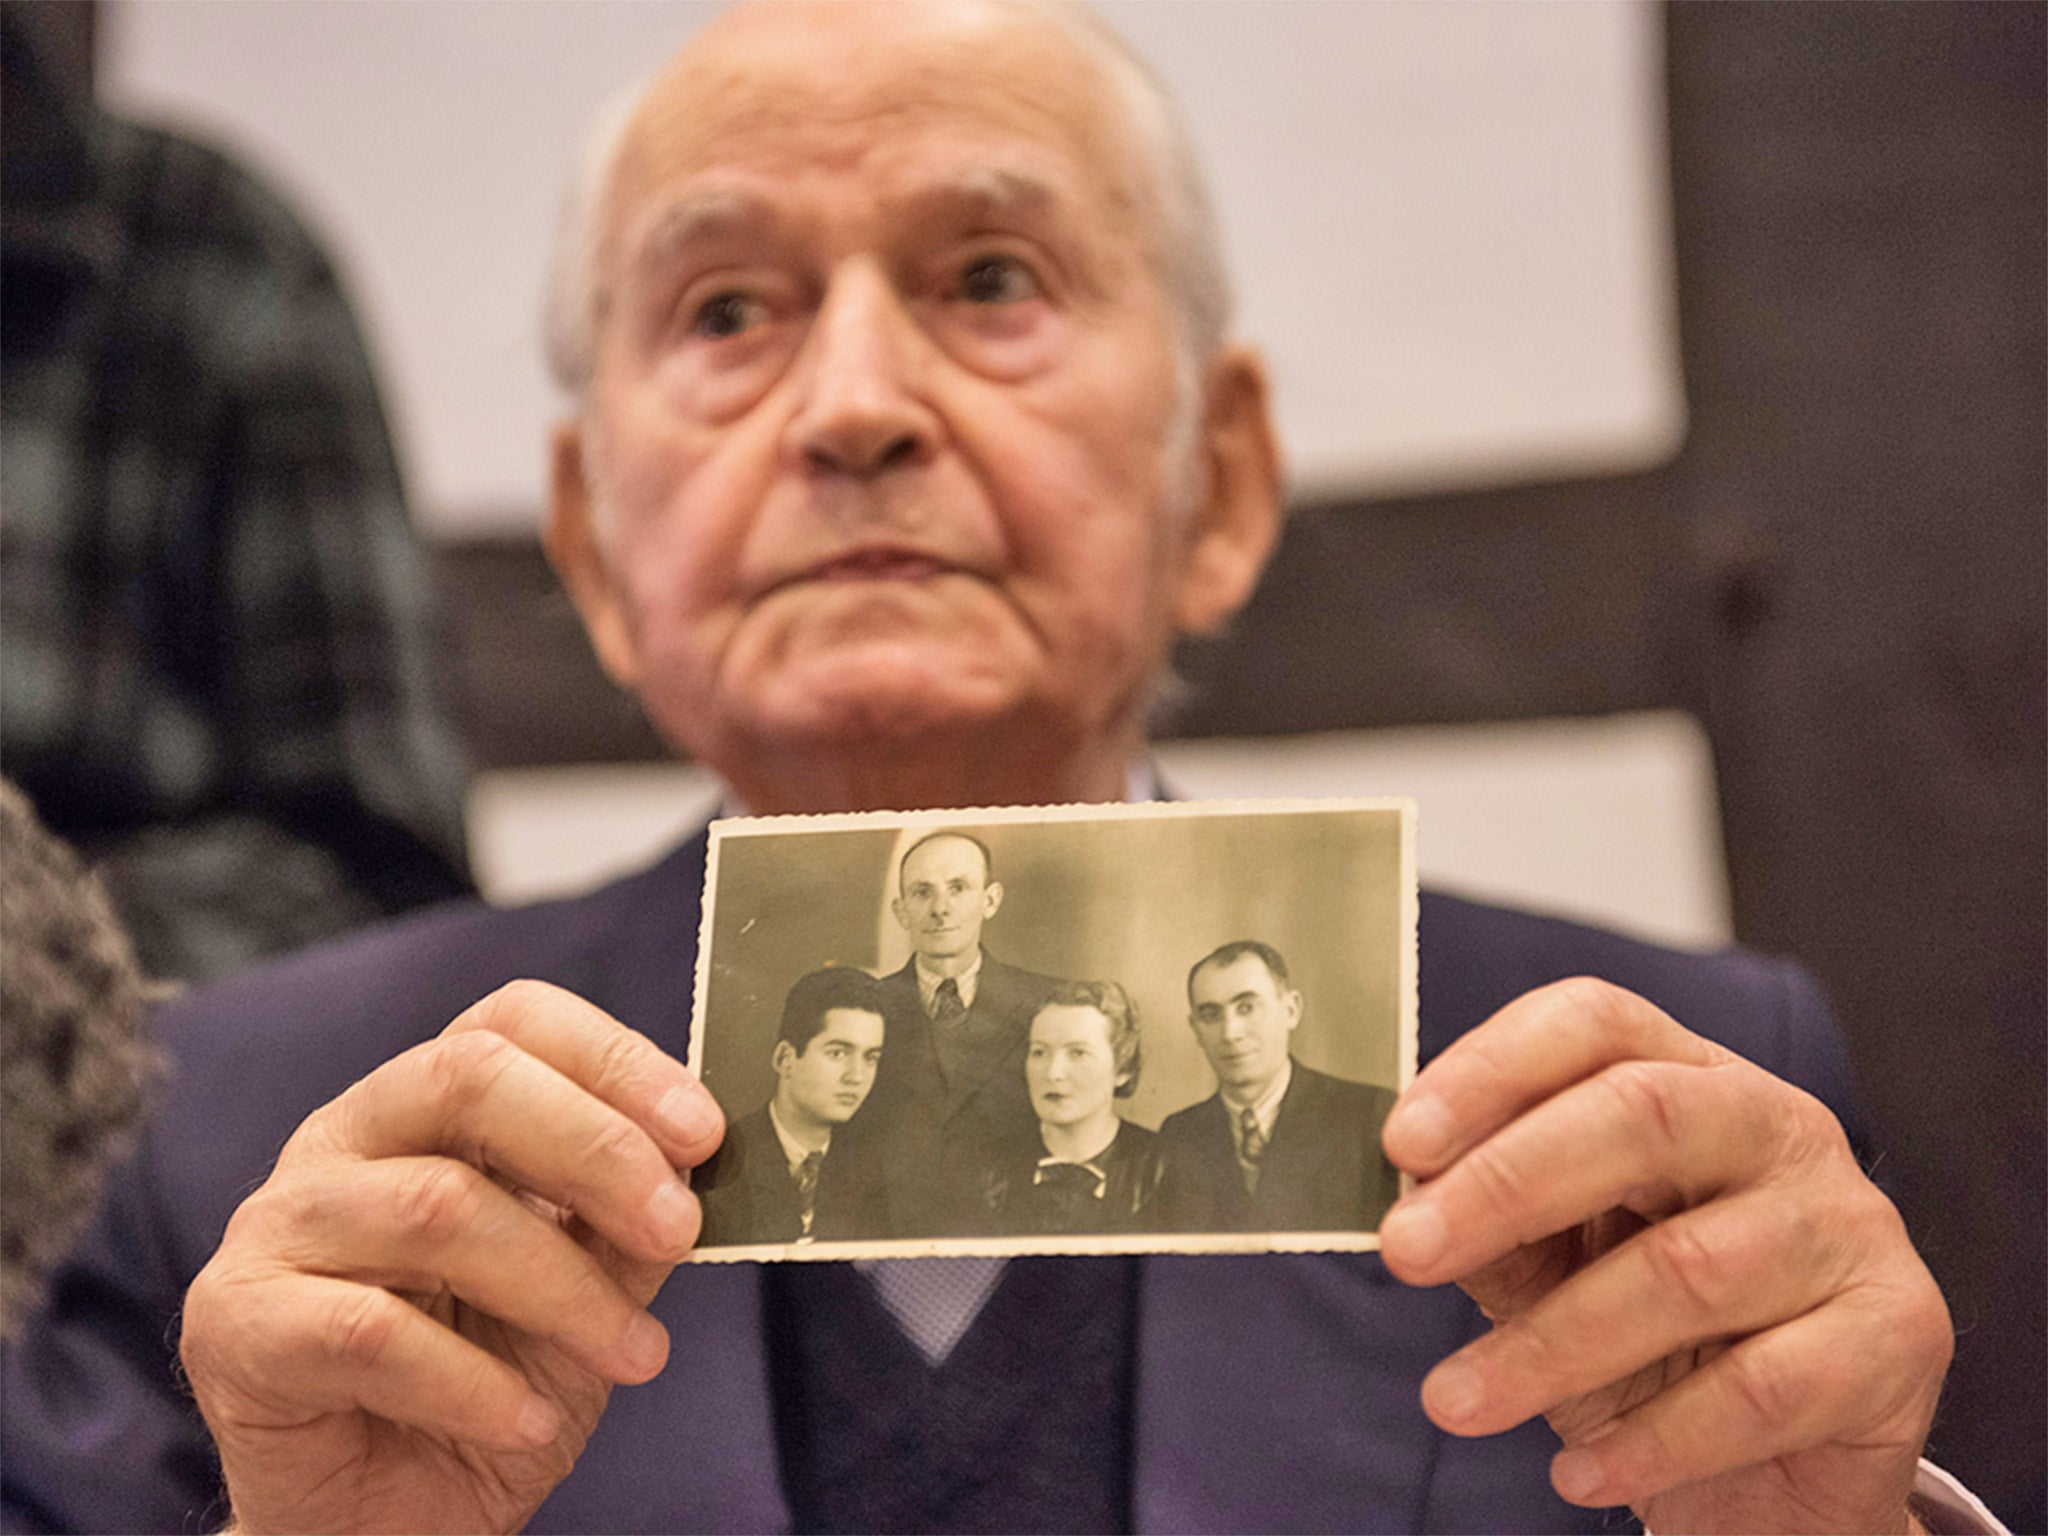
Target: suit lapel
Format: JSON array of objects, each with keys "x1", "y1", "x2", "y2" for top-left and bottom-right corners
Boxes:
[
  {"x1": 1260, "y1": 1060, "x2": 1332, "y2": 1189},
  {"x1": 939, "y1": 953, "x2": 1030, "y2": 1118},
  {"x1": 1191, "y1": 1092, "x2": 1246, "y2": 1190},
  {"x1": 737, "y1": 1109, "x2": 804, "y2": 1235}
]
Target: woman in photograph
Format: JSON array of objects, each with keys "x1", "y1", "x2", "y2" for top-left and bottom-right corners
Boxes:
[{"x1": 976, "y1": 980, "x2": 1166, "y2": 1236}]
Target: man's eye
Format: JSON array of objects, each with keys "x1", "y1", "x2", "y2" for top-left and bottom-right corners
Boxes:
[
  {"x1": 957, "y1": 254, "x2": 1039, "y2": 305},
  {"x1": 693, "y1": 291, "x2": 763, "y2": 339}
]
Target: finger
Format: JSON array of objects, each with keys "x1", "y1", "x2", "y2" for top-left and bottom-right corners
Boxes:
[
  {"x1": 187, "y1": 1267, "x2": 563, "y2": 1453},
  {"x1": 1384, "y1": 979, "x2": 1731, "y2": 1179},
  {"x1": 312, "y1": 1030, "x2": 699, "y2": 1263},
  {"x1": 1417, "y1": 1185, "x2": 1852, "y2": 1438},
  {"x1": 253, "y1": 1156, "x2": 674, "y2": 1385},
  {"x1": 1382, "y1": 1051, "x2": 1831, "y2": 1290},
  {"x1": 1544, "y1": 1290, "x2": 1944, "y2": 1516},
  {"x1": 448, "y1": 980, "x2": 723, "y2": 1170}
]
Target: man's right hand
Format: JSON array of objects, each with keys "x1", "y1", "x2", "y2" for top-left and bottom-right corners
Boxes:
[{"x1": 179, "y1": 981, "x2": 724, "y2": 1535}]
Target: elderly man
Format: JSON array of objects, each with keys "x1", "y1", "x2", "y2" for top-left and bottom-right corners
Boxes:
[{"x1": 0, "y1": 3, "x2": 1958, "y2": 1534}]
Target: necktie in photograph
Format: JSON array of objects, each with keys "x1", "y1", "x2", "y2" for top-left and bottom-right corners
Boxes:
[
  {"x1": 930, "y1": 975, "x2": 966, "y2": 1025},
  {"x1": 793, "y1": 1149, "x2": 823, "y2": 1232},
  {"x1": 1238, "y1": 1105, "x2": 1266, "y2": 1192}
]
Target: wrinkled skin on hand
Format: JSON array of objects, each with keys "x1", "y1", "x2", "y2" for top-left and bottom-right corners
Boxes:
[
  {"x1": 179, "y1": 981, "x2": 724, "y2": 1535},
  {"x1": 1380, "y1": 978, "x2": 1952, "y2": 1536}
]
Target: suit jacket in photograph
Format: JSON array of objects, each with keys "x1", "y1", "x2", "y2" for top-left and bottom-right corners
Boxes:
[
  {"x1": 1157, "y1": 1059, "x2": 1401, "y2": 1233},
  {"x1": 694, "y1": 1104, "x2": 803, "y2": 1247},
  {"x1": 0, "y1": 826, "x2": 1868, "y2": 1534},
  {"x1": 848, "y1": 949, "x2": 1061, "y2": 1235}
]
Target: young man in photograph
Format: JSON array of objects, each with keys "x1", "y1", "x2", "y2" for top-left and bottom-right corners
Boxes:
[{"x1": 695, "y1": 967, "x2": 887, "y2": 1247}]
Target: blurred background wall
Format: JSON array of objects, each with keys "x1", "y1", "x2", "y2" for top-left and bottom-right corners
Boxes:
[{"x1": 13, "y1": 1, "x2": 2042, "y2": 1524}]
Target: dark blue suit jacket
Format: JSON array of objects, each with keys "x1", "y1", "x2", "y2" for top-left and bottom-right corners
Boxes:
[{"x1": 0, "y1": 831, "x2": 1861, "y2": 1534}]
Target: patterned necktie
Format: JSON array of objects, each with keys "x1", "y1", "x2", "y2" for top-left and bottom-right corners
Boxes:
[
  {"x1": 930, "y1": 975, "x2": 966, "y2": 1024},
  {"x1": 793, "y1": 1149, "x2": 823, "y2": 1232},
  {"x1": 1237, "y1": 1105, "x2": 1266, "y2": 1193}
]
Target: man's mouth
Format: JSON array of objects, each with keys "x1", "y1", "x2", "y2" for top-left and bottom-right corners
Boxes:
[{"x1": 803, "y1": 547, "x2": 950, "y2": 584}]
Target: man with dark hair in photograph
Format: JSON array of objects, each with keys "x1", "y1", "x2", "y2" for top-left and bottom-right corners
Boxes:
[
  {"x1": 695, "y1": 967, "x2": 886, "y2": 1247},
  {"x1": 1159, "y1": 940, "x2": 1400, "y2": 1233},
  {"x1": 854, "y1": 830, "x2": 1062, "y2": 1234}
]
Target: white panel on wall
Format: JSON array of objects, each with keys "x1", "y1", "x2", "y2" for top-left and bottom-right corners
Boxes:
[{"x1": 101, "y1": 0, "x2": 1681, "y2": 531}]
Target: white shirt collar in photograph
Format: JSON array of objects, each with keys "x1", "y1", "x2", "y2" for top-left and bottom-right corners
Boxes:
[
  {"x1": 766, "y1": 1099, "x2": 828, "y2": 1174},
  {"x1": 915, "y1": 947, "x2": 984, "y2": 1013},
  {"x1": 1220, "y1": 1055, "x2": 1294, "y2": 1145}
]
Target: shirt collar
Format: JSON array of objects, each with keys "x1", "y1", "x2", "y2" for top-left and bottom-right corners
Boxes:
[
  {"x1": 1220, "y1": 1055, "x2": 1294, "y2": 1141},
  {"x1": 915, "y1": 947, "x2": 983, "y2": 1012},
  {"x1": 766, "y1": 1099, "x2": 828, "y2": 1171}
]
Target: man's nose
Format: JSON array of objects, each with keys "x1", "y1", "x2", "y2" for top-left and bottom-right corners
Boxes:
[{"x1": 785, "y1": 265, "x2": 938, "y2": 478}]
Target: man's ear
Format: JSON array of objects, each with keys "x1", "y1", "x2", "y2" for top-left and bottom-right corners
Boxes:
[
  {"x1": 982, "y1": 880, "x2": 1004, "y2": 919},
  {"x1": 544, "y1": 419, "x2": 643, "y2": 690},
  {"x1": 1282, "y1": 989, "x2": 1303, "y2": 1031},
  {"x1": 772, "y1": 1040, "x2": 796, "y2": 1076},
  {"x1": 1173, "y1": 344, "x2": 1284, "y2": 636}
]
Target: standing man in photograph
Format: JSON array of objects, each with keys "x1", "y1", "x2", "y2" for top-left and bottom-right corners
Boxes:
[
  {"x1": 694, "y1": 967, "x2": 887, "y2": 1246},
  {"x1": 1160, "y1": 940, "x2": 1400, "y2": 1231},
  {"x1": 858, "y1": 831, "x2": 1060, "y2": 1233}
]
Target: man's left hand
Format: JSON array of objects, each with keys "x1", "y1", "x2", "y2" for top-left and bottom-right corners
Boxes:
[{"x1": 1380, "y1": 977, "x2": 1951, "y2": 1536}]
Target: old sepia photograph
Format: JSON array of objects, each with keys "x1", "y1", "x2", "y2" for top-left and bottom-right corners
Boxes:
[{"x1": 687, "y1": 799, "x2": 1417, "y2": 1262}]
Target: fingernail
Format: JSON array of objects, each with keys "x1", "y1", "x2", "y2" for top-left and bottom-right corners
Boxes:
[
  {"x1": 1388, "y1": 1093, "x2": 1455, "y2": 1167},
  {"x1": 621, "y1": 1312, "x2": 669, "y2": 1379},
  {"x1": 1552, "y1": 1445, "x2": 1610, "y2": 1505},
  {"x1": 516, "y1": 1395, "x2": 561, "y2": 1447},
  {"x1": 1422, "y1": 1357, "x2": 1485, "y2": 1426},
  {"x1": 655, "y1": 1083, "x2": 718, "y2": 1149},
  {"x1": 1381, "y1": 1198, "x2": 1448, "y2": 1270},
  {"x1": 646, "y1": 1176, "x2": 696, "y2": 1249}
]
